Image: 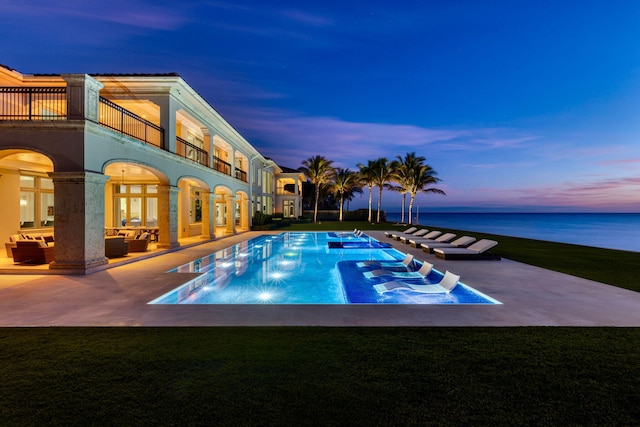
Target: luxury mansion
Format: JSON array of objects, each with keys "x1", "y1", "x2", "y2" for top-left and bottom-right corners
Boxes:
[{"x1": 0, "y1": 64, "x2": 304, "y2": 273}]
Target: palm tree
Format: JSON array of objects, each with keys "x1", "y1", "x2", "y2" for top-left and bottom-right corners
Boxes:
[
  {"x1": 343, "y1": 185, "x2": 363, "y2": 212},
  {"x1": 370, "y1": 157, "x2": 394, "y2": 223},
  {"x1": 329, "y1": 168, "x2": 359, "y2": 222},
  {"x1": 357, "y1": 160, "x2": 376, "y2": 222},
  {"x1": 298, "y1": 155, "x2": 335, "y2": 223},
  {"x1": 407, "y1": 163, "x2": 445, "y2": 224},
  {"x1": 390, "y1": 152, "x2": 426, "y2": 224}
]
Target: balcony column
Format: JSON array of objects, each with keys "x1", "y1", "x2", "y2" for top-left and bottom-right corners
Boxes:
[
  {"x1": 201, "y1": 190, "x2": 213, "y2": 239},
  {"x1": 230, "y1": 147, "x2": 236, "y2": 179},
  {"x1": 157, "y1": 184, "x2": 180, "y2": 249},
  {"x1": 48, "y1": 171, "x2": 110, "y2": 273},
  {"x1": 150, "y1": 95, "x2": 178, "y2": 152},
  {"x1": 61, "y1": 74, "x2": 104, "y2": 121}
]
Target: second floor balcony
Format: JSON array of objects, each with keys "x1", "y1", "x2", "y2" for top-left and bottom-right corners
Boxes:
[{"x1": 0, "y1": 86, "x2": 249, "y2": 183}]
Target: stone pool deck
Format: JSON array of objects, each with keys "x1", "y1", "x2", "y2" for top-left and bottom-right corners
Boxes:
[{"x1": 0, "y1": 230, "x2": 639, "y2": 326}]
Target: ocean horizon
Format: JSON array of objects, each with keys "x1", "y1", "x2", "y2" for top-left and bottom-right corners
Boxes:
[{"x1": 383, "y1": 212, "x2": 640, "y2": 253}]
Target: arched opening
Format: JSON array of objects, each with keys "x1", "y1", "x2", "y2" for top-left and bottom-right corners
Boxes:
[
  {"x1": 0, "y1": 150, "x2": 55, "y2": 259},
  {"x1": 104, "y1": 162, "x2": 166, "y2": 229},
  {"x1": 235, "y1": 191, "x2": 249, "y2": 231},
  {"x1": 178, "y1": 176, "x2": 210, "y2": 239},
  {"x1": 214, "y1": 185, "x2": 233, "y2": 237}
]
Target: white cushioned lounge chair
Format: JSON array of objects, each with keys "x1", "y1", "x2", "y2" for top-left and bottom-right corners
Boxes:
[
  {"x1": 373, "y1": 270, "x2": 460, "y2": 294},
  {"x1": 408, "y1": 231, "x2": 453, "y2": 247},
  {"x1": 398, "y1": 228, "x2": 430, "y2": 243},
  {"x1": 421, "y1": 236, "x2": 476, "y2": 253},
  {"x1": 433, "y1": 239, "x2": 500, "y2": 260},
  {"x1": 363, "y1": 261, "x2": 433, "y2": 279},
  {"x1": 384, "y1": 226, "x2": 417, "y2": 239},
  {"x1": 356, "y1": 253, "x2": 414, "y2": 269}
]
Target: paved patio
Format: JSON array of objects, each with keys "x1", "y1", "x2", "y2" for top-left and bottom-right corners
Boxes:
[{"x1": 1, "y1": 230, "x2": 639, "y2": 326}]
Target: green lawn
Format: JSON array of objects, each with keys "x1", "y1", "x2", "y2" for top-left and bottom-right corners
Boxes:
[
  {"x1": 1, "y1": 221, "x2": 639, "y2": 425},
  {"x1": 1, "y1": 327, "x2": 639, "y2": 425}
]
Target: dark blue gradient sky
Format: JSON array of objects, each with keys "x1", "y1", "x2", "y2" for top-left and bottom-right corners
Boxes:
[{"x1": 2, "y1": 1, "x2": 640, "y2": 211}]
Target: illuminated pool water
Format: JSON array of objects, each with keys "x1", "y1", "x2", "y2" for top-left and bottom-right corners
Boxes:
[{"x1": 149, "y1": 232, "x2": 501, "y2": 305}]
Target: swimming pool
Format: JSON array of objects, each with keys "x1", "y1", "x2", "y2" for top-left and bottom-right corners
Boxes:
[{"x1": 149, "y1": 232, "x2": 501, "y2": 305}]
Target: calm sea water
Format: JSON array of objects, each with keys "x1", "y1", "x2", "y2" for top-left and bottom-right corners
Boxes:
[{"x1": 384, "y1": 212, "x2": 640, "y2": 253}]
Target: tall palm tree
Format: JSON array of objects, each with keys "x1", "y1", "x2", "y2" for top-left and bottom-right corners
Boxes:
[
  {"x1": 386, "y1": 167, "x2": 408, "y2": 223},
  {"x1": 407, "y1": 163, "x2": 445, "y2": 224},
  {"x1": 370, "y1": 157, "x2": 394, "y2": 223},
  {"x1": 329, "y1": 168, "x2": 359, "y2": 222},
  {"x1": 390, "y1": 152, "x2": 426, "y2": 224},
  {"x1": 343, "y1": 185, "x2": 363, "y2": 212},
  {"x1": 357, "y1": 160, "x2": 376, "y2": 222},
  {"x1": 298, "y1": 155, "x2": 335, "y2": 223}
]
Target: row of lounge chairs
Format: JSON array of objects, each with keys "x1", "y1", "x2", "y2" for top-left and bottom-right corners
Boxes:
[
  {"x1": 385, "y1": 227, "x2": 500, "y2": 260},
  {"x1": 358, "y1": 254, "x2": 461, "y2": 294}
]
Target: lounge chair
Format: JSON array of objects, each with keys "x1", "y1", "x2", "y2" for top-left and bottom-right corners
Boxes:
[
  {"x1": 373, "y1": 270, "x2": 460, "y2": 294},
  {"x1": 384, "y1": 226, "x2": 417, "y2": 239},
  {"x1": 356, "y1": 253, "x2": 415, "y2": 269},
  {"x1": 421, "y1": 236, "x2": 476, "y2": 253},
  {"x1": 408, "y1": 231, "x2": 452, "y2": 247},
  {"x1": 390, "y1": 228, "x2": 424, "y2": 241},
  {"x1": 434, "y1": 239, "x2": 500, "y2": 260},
  {"x1": 363, "y1": 261, "x2": 433, "y2": 279},
  {"x1": 398, "y1": 228, "x2": 430, "y2": 243}
]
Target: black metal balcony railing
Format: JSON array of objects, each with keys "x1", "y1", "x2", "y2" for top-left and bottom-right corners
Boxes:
[
  {"x1": 1, "y1": 87, "x2": 252, "y2": 185},
  {"x1": 177, "y1": 136, "x2": 209, "y2": 167},
  {"x1": 98, "y1": 97, "x2": 164, "y2": 148},
  {"x1": 235, "y1": 169, "x2": 248, "y2": 182},
  {"x1": 0, "y1": 87, "x2": 67, "y2": 120},
  {"x1": 213, "y1": 156, "x2": 232, "y2": 176}
]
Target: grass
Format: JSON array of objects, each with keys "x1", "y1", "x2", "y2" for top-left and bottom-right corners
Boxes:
[
  {"x1": 1, "y1": 221, "x2": 639, "y2": 425},
  {"x1": 1, "y1": 327, "x2": 639, "y2": 426}
]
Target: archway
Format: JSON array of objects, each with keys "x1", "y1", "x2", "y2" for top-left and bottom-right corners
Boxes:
[{"x1": 0, "y1": 150, "x2": 55, "y2": 258}]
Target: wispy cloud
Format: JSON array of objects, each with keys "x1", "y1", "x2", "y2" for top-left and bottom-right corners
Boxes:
[
  {"x1": 500, "y1": 176, "x2": 640, "y2": 209},
  {"x1": 220, "y1": 106, "x2": 538, "y2": 168},
  {"x1": 0, "y1": 0, "x2": 188, "y2": 30},
  {"x1": 280, "y1": 9, "x2": 333, "y2": 27}
]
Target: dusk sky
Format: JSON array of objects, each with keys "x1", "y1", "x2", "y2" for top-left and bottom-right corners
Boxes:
[{"x1": 2, "y1": 1, "x2": 640, "y2": 212}]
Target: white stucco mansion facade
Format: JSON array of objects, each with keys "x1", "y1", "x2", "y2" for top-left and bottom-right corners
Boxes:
[{"x1": 0, "y1": 65, "x2": 304, "y2": 273}]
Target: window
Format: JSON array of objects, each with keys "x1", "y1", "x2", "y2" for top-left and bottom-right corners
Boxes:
[
  {"x1": 113, "y1": 183, "x2": 158, "y2": 227},
  {"x1": 283, "y1": 200, "x2": 295, "y2": 218},
  {"x1": 190, "y1": 188, "x2": 202, "y2": 223},
  {"x1": 20, "y1": 175, "x2": 54, "y2": 229}
]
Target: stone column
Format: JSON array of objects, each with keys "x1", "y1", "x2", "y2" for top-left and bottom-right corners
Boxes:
[
  {"x1": 150, "y1": 95, "x2": 177, "y2": 152},
  {"x1": 48, "y1": 171, "x2": 110, "y2": 273},
  {"x1": 226, "y1": 195, "x2": 236, "y2": 234},
  {"x1": 158, "y1": 184, "x2": 180, "y2": 249},
  {"x1": 201, "y1": 190, "x2": 213, "y2": 240},
  {"x1": 62, "y1": 74, "x2": 104, "y2": 121}
]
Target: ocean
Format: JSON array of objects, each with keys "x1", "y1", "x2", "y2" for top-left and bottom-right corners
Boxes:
[{"x1": 383, "y1": 212, "x2": 640, "y2": 253}]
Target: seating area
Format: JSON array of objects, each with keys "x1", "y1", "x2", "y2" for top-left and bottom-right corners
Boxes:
[
  {"x1": 386, "y1": 228, "x2": 500, "y2": 261},
  {"x1": 5, "y1": 232, "x2": 54, "y2": 257},
  {"x1": 11, "y1": 240, "x2": 55, "y2": 264},
  {"x1": 362, "y1": 227, "x2": 502, "y2": 295},
  {"x1": 357, "y1": 255, "x2": 460, "y2": 295}
]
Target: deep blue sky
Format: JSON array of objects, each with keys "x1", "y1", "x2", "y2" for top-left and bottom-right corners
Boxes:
[{"x1": 2, "y1": 1, "x2": 640, "y2": 212}]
